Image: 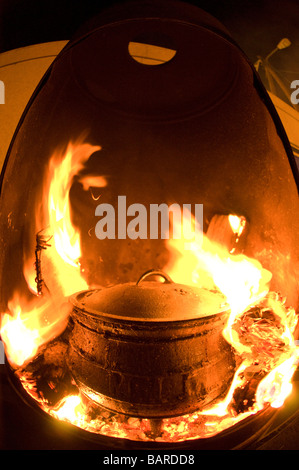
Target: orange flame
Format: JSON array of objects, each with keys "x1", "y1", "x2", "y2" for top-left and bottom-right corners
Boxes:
[
  {"x1": 166, "y1": 211, "x2": 272, "y2": 317},
  {"x1": 1, "y1": 138, "x2": 103, "y2": 366},
  {"x1": 50, "y1": 395, "x2": 83, "y2": 423},
  {"x1": 0, "y1": 293, "x2": 70, "y2": 366},
  {"x1": 37, "y1": 139, "x2": 102, "y2": 293},
  {"x1": 165, "y1": 211, "x2": 298, "y2": 421},
  {"x1": 228, "y1": 214, "x2": 246, "y2": 237},
  {"x1": 0, "y1": 143, "x2": 298, "y2": 439}
]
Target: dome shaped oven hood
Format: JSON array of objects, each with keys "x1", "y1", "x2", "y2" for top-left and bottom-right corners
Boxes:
[{"x1": 0, "y1": 0, "x2": 298, "y2": 312}]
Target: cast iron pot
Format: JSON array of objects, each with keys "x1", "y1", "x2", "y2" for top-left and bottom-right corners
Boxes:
[{"x1": 67, "y1": 270, "x2": 236, "y2": 418}]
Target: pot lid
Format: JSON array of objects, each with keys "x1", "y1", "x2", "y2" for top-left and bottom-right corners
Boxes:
[{"x1": 70, "y1": 270, "x2": 229, "y2": 322}]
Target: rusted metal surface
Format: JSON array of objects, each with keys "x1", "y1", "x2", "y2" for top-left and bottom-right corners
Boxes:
[{"x1": 68, "y1": 273, "x2": 235, "y2": 418}]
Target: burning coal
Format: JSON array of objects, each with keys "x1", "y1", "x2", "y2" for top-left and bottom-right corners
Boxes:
[{"x1": 0, "y1": 138, "x2": 298, "y2": 443}]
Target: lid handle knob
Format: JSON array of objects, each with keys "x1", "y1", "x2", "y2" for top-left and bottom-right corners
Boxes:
[{"x1": 136, "y1": 269, "x2": 173, "y2": 286}]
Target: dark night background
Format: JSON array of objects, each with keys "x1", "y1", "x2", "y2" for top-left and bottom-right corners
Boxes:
[{"x1": 0, "y1": 0, "x2": 299, "y2": 80}]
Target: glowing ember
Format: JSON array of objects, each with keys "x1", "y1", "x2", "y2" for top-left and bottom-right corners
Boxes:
[
  {"x1": 0, "y1": 140, "x2": 298, "y2": 443},
  {"x1": 163, "y1": 212, "x2": 299, "y2": 432},
  {"x1": 50, "y1": 395, "x2": 82, "y2": 422},
  {"x1": 14, "y1": 293, "x2": 298, "y2": 443},
  {"x1": 198, "y1": 296, "x2": 299, "y2": 428}
]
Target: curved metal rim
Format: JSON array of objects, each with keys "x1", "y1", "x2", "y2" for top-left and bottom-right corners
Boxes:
[{"x1": 69, "y1": 288, "x2": 230, "y2": 324}]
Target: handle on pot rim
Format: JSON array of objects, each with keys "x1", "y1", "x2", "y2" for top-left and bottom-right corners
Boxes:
[{"x1": 136, "y1": 269, "x2": 174, "y2": 286}]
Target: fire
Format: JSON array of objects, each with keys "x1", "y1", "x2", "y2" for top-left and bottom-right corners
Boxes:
[
  {"x1": 256, "y1": 356, "x2": 297, "y2": 409},
  {"x1": 0, "y1": 293, "x2": 70, "y2": 366},
  {"x1": 165, "y1": 211, "x2": 299, "y2": 424},
  {"x1": 36, "y1": 139, "x2": 102, "y2": 294},
  {"x1": 1, "y1": 299, "x2": 40, "y2": 367},
  {"x1": 228, "y1": 214, "x2": 246, "y2": 237},
  {"x1": 0, "y1": 139, "x2": 298, "y2": 442},
  {"x1": 166, "y1": 212, "x2": 272, "y2": 318},
  {"x1": 50, "y1": 395, "x2": 83, "y2": 423},
  {"x1": 1, "y1": 138, "x2": 103, "y2": 366}
]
